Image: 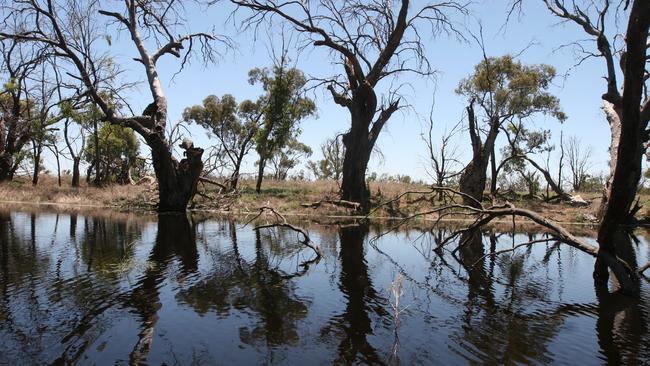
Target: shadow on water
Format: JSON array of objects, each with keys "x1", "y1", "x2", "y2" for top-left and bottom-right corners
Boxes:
[{"x1": 0, "y1": 207, "x2": 649, "y2": 364}]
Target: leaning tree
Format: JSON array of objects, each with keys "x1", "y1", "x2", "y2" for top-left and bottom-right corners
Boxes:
[
  {"x1": 229, "y1": 0, "x2": 466, "y2": 210},
  {"x1": 456, "y1": 54, "x2": 566, "y2": 207},
  {"x1": 0, "y1": 0, "x2": 225, "y2": 211}
]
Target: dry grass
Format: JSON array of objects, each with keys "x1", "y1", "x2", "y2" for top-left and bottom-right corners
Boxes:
[
  {"x1": 2, "y1": 174, "x2": 644, "y2": 227},
  {"x1": 0, "y1": 175, "x2": 151, "y2": 209}
]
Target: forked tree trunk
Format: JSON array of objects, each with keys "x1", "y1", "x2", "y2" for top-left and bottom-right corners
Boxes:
[
  {"x1": 151, "y1": 140, "x2": 204, "y2": 212},
  {"x1": 458, "y1": 103, "x2": 499, "y2": 208}
]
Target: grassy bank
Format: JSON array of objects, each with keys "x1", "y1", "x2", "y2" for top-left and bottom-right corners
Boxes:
[{"x1": 0, "y1": 174, "x2": 638, "y2": 225}]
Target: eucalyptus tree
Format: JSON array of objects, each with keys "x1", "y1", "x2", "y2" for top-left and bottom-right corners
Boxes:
[
  {"x1": 499, "y1": 123, "x2": 571, "y2": 201},
  {"x1": 0, "y1": 0, "x2": 225, "y2": 211},
  {"x1": 456, "y1": 55, "x2": 566, "y2": 207},
  {"x1": 83, "y1": 123, "x2": 140, "y2": 185},
  {"x1": 249, "y1": 62, "x2": 315, "y2": 193},
  {"x1": 183, "y1": 94, "x2": 264, "y2": 191},
  {"x1": 229, "y1": 0, "x2": 467, "y2": 210}
]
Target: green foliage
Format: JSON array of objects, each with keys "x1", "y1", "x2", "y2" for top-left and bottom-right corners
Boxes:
[
  {"x1": 84, "y1": 123, "x2": 140, "y2": 183},
  {"x1": 182, "y1": 93, "x2": 263, "y2": 170},
  {"x1": 457, "y1": 55, "x2": 566, "y2": 122},
  {"x1": 249, "y1": 65, "x2": 316, "y2": 159}
]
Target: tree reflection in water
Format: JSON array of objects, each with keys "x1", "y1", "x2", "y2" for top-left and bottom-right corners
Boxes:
[
  {"x1": 176, "y1": 220, "x2": 310, "y2": 357},
  {"x1": 0, "y1": 209, "x2": 648, "y2": 364},
  {"x1": 329, "y1": 224, "x2": 386, "y2": 365}
]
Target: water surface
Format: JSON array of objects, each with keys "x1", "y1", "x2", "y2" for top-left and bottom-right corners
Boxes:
[{"x1": 0, "y1": 208, "x2": 648, "y2": 365}]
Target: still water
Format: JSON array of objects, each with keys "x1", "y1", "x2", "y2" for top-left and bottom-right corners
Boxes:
[{"x1": 0, "y1": 207, "x2": 648, "y2": 365}]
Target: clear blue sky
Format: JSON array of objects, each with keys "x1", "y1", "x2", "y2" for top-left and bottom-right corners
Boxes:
[{"x1": 41, "y1": 0, "x2": 619, "y2": 182}]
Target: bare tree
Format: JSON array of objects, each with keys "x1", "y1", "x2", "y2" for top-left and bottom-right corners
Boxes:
[
  {"x1": 565, "y1": 135, "x2": 593, "y2": 192},
  {"x1": 1, "y1": 0, "x2": 226, "y2": 211},
  {"x1": 229, "y1": 0, "x2": 467, "y2": 210},
  {"x1": 421, "y1": 106, "x2": 462, "y2": 199}
]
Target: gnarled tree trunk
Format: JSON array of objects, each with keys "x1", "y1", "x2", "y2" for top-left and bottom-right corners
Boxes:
[
  {"x1": 340, "y1": 83, "x2": 394, "y2": 212},
  {"x1": 151, "y1": 139, "x2": 204, "y2": 212},
  {"x1": 341, "y1": 106, "x2": 372, "y2": 210}
]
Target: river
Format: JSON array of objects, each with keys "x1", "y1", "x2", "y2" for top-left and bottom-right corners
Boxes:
[{"x1": 0, "y1": 207, "x2": 648, "y2": 365}]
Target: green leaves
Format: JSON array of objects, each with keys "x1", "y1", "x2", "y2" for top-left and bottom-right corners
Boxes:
[
  {"x1": 457, "y1": 55, "x2": 566, "y2": 123},
  {"x1": 253, "y1": 64, "x2": 316, "y2": 158}
]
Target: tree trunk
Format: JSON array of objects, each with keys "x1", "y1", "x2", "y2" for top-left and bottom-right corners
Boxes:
[
  {"x1": 93, "y1": 119, "x2": 101, "y2": 187},
  {"x1": 0, "y1": 154, "x2": 13, "y2": 182},
  {"x1": 341, "y1": 129, "x2": 371, "y2": 210},
  {"x1": 151, "y1": 140, "x2": 204, "y2": 212},
  {"x1": 489, "y1": 148, "x2": 498, "y2": 196},
  {"x1": 458, "y1": 158, "x2": 490, "y2": 208},
  {"x1": 230, "y1": 161, "x2": 241, "y2": 191},
  {"x1": 255, "y1": 156, "x2": 266, "y2": 194},
  {"x1": 54, "y1": 149, "x2": 61, "y2": 187},
  {"x1": 32, "y1": 141, "x2": 41, "y2": 186},
  {"x1": 71, "y1": 157, "x2": 81, "y2": 188},
  {"x1": 341, "y1": 106, "x2": 374, "y2": 211},
  {"x1": 458, "y1": 104, "x2": 499, "y2": 208},
  {"x1": 595, "y1": 0, "x2": 648, "y2": 291},
  {"x1": 595, "y1": 104, "x2": 644, "y2": 288}
]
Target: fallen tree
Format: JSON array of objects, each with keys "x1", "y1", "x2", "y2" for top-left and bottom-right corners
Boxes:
[{"x1": 369, "y1": 187, "x2": 639, "y2": 295}]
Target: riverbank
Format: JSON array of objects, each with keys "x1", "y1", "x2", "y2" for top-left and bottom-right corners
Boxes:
[{"x1": 0, "y1": 174, "x2": 636, "y2": 226}]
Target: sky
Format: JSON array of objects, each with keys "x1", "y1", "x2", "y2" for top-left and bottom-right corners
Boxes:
[{"x1": 35, "y1": 0, "x2": 623, "y2": 183}]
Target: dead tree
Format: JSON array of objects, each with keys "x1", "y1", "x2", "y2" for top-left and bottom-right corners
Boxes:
[
  {"x1": 565, "y1": 135, "x2": 593, "y2": 192},
  {"x1": 230, "y1": 0, "x2": 466, "y2": 210},
  {"x1": 1, "y1": 0, "x2": 226, "y2": 211},
  {"x1": 421, "y1": 105, "x2": 463, "y2": 200}
]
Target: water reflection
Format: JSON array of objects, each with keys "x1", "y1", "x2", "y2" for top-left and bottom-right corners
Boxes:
[
  {"x1": 176, "y1": 221, "x2": 309, "y2": 351},
  {"x1": 0, "y1": 207, "x2": 648, "y2": 364},
  {"x1": 333, "y1": 224, "x2": 385, "y2": 365}
]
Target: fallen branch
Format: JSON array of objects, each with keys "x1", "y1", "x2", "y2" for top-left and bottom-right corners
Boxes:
[
  {"x1": 198, "y1": 176, "x2": 227, "y2": 193},
  {"x1": 301, "y1": 198, "x2": 361, "y2": 210},
  {"x1": 243, "y1": 206, "x2": 322, "y2": 259},
  {"x1": 372, "y1": 189, "x2": 639, "y2": 294}
]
